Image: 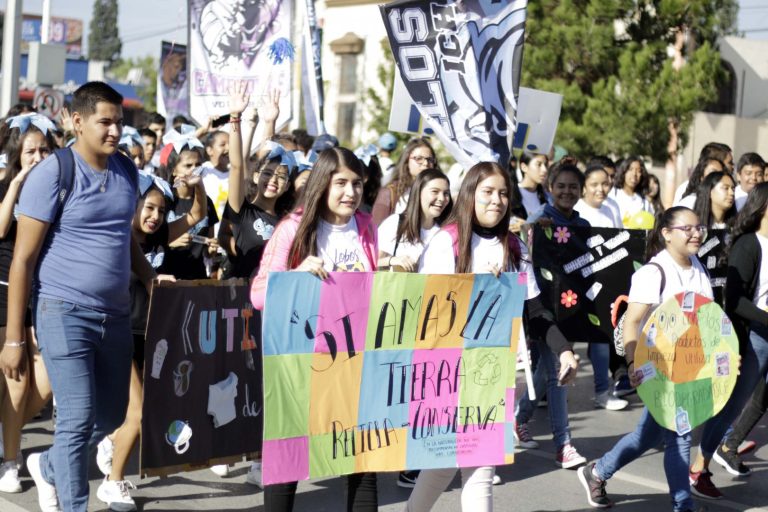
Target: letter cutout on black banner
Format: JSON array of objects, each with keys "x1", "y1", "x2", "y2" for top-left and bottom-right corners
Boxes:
[{"x1": 141, "y1": 280, "x2": 262, "y2": 477}]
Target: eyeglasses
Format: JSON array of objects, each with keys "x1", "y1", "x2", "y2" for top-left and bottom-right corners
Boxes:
[
  {"x1": 410, "y1": 155, "x2": 436, "y2": 166},
  {"x1": 668, "y1": 224, "x2": 707, "y2": 239},
  {"x1": 259, "y1": 170, "x2": 289, "y2": 182}
]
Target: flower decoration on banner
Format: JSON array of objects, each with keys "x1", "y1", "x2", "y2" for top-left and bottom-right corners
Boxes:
[
  {"x1": 293, "y1": 150, "x2": 317, "y2": 173},
  {"x1": 354, "y1": 144, "x2": 379, "y2": 166},
  {"x1": 6, "y1": 113, "x2": 56, "y2": 135},
  {"x1": 262, "y1": 141, "x2": 298, "y2": 172},
  {"x1": 554, "y1": 226, "x2": 571, "y2": 244},
  {"x1": 138, "y1": 171, "x2": 174, "y2": 199},
  {"x1": 561, "y1": 290, "x2": 578, "y2": 308},
  {"x1": 162, "y1": 124, "x2": 204, "y2": 153},
  {"x1": 268, "y1": 38, "x2": 295, "y2": 65},
  {"x1": 120, "y1": 126, "x2": 144, "y2": 148}
]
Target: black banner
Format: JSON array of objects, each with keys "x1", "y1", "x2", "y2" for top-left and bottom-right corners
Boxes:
[
  {"x1": 380, "y1": 0, "x2": 527, "y2": 169},
  {"x1": 532, "y1": 226, "x2": 648, "y2": 343},
  {"x1": 141, "y1": 280, "x2": 262, "y2": 477}
]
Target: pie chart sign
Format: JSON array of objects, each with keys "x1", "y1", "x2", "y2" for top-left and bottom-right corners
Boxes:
[{"x1": 635, "y1": 292, "x2": 738, "y2": 434}]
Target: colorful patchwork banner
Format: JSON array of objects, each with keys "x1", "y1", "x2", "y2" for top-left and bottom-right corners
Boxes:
[
  {"x1": 635, "y1": 293, "x2": 738, "y2": 434},
  {"x1": 261, "y1": 272, "x2": 527, "y2": 484}
]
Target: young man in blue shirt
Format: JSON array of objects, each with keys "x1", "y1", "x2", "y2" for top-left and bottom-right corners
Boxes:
[{"x1": 1, "y1": 82, "x2": 158, "y2": 512}]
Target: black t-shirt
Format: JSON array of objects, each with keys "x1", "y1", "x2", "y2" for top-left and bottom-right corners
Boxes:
[
  {"x1": 130, "y1": 224, "x2": 169, "y2": 335},
  {"x1": 224, "y1": 200, "x2": 280, "y2": 278},
  {"x1": 0, "y1": 182, "x2": 17, "y2": 313},
  {"x1": 160, "y1": 194, "x2": 219, "y2": 280}
]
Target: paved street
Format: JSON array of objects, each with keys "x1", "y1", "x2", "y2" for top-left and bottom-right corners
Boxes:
[{"x1": 2, "y1": 345, "x2": 767, "y2": 511}]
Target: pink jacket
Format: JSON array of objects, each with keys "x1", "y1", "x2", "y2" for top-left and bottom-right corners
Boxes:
[{"x1": 250, "y1": 210, "x2": 378, "y2": 310}]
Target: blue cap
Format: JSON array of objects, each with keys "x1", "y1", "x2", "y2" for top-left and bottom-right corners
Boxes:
[
  {"x1": 311, "y1": 134, "x2": 339, "y2": 153},
  {"x1": 378, "y1": 132, "x2": 397, "y2": 151}
]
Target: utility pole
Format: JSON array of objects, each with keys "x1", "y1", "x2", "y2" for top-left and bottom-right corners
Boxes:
[
  {"x1": 41, "y1": 0, "x2": 52, "y2": 44},
  {"x1": 0, "y1": 0, "x2": 22, "y2": 115}
]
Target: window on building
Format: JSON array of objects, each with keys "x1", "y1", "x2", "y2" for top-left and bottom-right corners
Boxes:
[{"x1": 704, "y1": 60, "x2": 737, "y2": 115}]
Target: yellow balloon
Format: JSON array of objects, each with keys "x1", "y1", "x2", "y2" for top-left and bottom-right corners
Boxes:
[{"x1": 624, "y1": 210, "x2": 656, "y2": 229}]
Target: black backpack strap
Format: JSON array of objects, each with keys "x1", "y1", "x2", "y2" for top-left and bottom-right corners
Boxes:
[
  {"x1": 647, "y1": 262, "x2": 666, "y2": 299},
  {"x1": 392, "y1": 213, "x2": 405, "y2": 256},
  {"x1": 53, "y1": 148, "x2": 75, "y2": 224}
]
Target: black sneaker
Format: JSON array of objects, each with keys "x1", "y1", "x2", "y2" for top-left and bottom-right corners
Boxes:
[
  {"x1": 713, "y1": 445, "x2": 751, "y2": 476},
  {"x1": 397, "y1": 470, "x2": 419, "y2": 488},
  {"x1": 613, "y1": 375, "x2": 636, "y2": 398},
  {"x1": 578, "y1": 463, "x2": 612, "y2": 508}
]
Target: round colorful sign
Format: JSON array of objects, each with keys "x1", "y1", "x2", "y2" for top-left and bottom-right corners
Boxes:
[{"x1": 635, "y1": 292, "x2": 738, "y2": 434}]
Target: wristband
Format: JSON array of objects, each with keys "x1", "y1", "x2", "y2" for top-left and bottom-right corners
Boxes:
[
  {"x1": 4, "y1": 341, "x2": 26, "y2": 348},
  {"x1": 627, "y1": 360, "x2": 634, "y2": 367}
]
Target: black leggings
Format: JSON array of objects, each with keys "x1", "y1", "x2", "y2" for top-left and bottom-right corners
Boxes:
[
  {"x1": 724, "y1": 378, "x2": 767, "y2": 451},
  {"x1": 264, "y1": 472, "x2": 378, "y2": 512}
]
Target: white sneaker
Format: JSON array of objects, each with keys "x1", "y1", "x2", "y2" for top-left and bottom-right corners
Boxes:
[
  {"x1": 594, "y1": 390, "x2": 629, "y2": 411},
  {"x1": 245, "y1": 462, "x2": 262, "y2": 487},
  {"x1": 210, "y1": 464, "x2": 230, "y2": 477},
  {"x1": 492, "y1": 474, "x2": 502, "y2": 485},
  {"x1": 27, "y1": 453, "x2": 62, "y2": 512},
  {"x1": 0, "y1": 460, "x2": 21, "y2": 493},
  {"x1": 97, "y1": 436, "x2": 114, "y2": 477},
  {"x1": 96, "y1": 477, "x2": 137, "y2": 511}
]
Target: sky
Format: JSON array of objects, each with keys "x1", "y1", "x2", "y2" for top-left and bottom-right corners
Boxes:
[{"x1": 1, "y1": 0, "x2": 767, "y2": 61}]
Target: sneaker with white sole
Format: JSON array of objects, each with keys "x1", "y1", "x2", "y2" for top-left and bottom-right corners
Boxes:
[
  {"x1": 97, "y1": 436, "x2": 114, "y2": 477},
  {"x1": 594, "y1": 390, "x2": 629, "y2": 411},
  {"x1": 245, "y1": 462, "x2": 262, "y2": 487},
  {"x1": 27, "y1": 453, "x2": 62, "y2": 512},
  {"x1": 492, "y1": 474, "x2": 502, "y2": 485},
  {"x1": 96, "y1": 477, "x2": 137, "y2": 511},
  {"x1": 0, "y1": 460, "x2": 21, "y2": 493},
  {"x1": 556, "y1": 443, "x2": 587, "y2": 469},
  {"x1": 210, "y1": 464, "x2": 230, "y2": 477},
  {"x1": 515, "y1": 422, "x2": 540, "y2": 449}
]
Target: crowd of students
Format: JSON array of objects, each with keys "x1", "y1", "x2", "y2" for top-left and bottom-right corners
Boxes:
[{"x1": 0, "y1": 80, "x2": 765, "y2": 512}]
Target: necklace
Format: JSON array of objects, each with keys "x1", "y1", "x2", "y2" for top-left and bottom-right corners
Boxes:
[{"x1": 85, "y1": 165, "x2": 109, "y2": 193}]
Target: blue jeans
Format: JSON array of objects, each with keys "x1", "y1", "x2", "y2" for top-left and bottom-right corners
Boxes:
[
  {"x1": 596, "y1": 408, "x2": 693, "y2": 512},
  {"x1": 588, "y1": 342, "x2": 610, "y2": 394},
  {"x1": 515, "y1": 341, "x2": 571, "y2": 448},
  {"x1": 699, "y1": 322, "x2": 768, "y2": 458},
  {"x1": 33, "y1": 297, "x2": 133, "y2": 512}
]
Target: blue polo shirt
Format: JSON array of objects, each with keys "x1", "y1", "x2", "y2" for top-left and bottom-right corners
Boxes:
[{"x1": 17, "y1": 149, "x2": 138, "y2": 314}]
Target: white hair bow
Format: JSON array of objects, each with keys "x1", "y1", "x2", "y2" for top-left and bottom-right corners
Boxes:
[
  {"x1": 6, "y1": 113, "x2": 56, "y2": 135},
  {"x1": 162, "y1": 124, "x2": 204, "y2": 153}
]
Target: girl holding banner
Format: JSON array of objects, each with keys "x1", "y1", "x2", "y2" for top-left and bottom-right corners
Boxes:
[
  {"x1": 407, "y1": 162, "x2": 578, "y2": 512},
  {"x1": 516, "y1": 163, "x2": 593, "y2": 466},
  {"x1": 689, "y1": 183, "x2": 768, "y2": 499},
  {"x1": 251, "y1": 147, "x2": 378, "y2": 510},
  {"x1": 95, "y1": 171, "x2": 204, "y2": 511},
  {"x1": 578, "y1": 206, "x2": 711, "y2": 511}
]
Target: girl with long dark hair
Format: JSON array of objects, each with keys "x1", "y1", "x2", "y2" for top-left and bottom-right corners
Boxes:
[
  {"x1": 578, "y1": 207, "x2": 711, "y2": 511},
  {"x1": 407, "y1": 162, "x2": 578, "y2": 511},
  {"x1": 692, "y1": 171, "x2": 737, "y2": 230},
  {"x1": 251, "y1": 147, "x2": 378, "y2": 512},
  {"x1": 609, "y1": 157, "x2": 652, "y2": 225}
]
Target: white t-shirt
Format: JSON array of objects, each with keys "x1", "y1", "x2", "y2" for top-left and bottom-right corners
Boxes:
[
  {"x1": 574, "y1": 199, "x2": 622, "y2": 228},
  {"x1": 609, "y1": 188, "x2": 651, "y2": 224},
  {"x1": 316, "y1": 217, "x2": 370, "y2": 272},
  {"x1": 201, "y1": 162, "x2": 230, "y2": 223},
  {"x1": 675, "y1": 194, "x2": 696, "y2": 209},
  {"x1": 207, "y1": 372, "x2": 238, "y2": 428},
  {"x1": 735, "y1": 185, "x2": 749, "y2": 212},
  {"x1": 603, "y1": 196, "x2": 622, "y2": 223},
  {"x1": 379, "y1": 156, "x2": 396, "y2": 186},
  {"x1": 672, "y1": 180, "x2": 688, "y2": 205},
  {"x1": 753, "y1": 233, "x2": 768, "y2": 310},
  {"x1": 377, "y1": 213, "x2": 440, "y2": 264},
  {"x1": 520, "y1": 187, "x2": 546, "y2": 218},
  {"x1": 628, "y1": 249, "x2": 713, "y2": 306},
  {"x1": 419, "y1": 230, "x2": 540, "y2": 300}
]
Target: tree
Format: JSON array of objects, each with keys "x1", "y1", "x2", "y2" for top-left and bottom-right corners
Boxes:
[
  {"x1": 522, "y1": 0, "x2": 738, "y2": 162},
  {"x1": 366, "y1": 39, "x2": 410, "y2": 150},
  {"x1": 109, "y1": 56, "x2": 158, "y2": 112},
  {"x1": 89, "y1": 0, "x2": 121, "y2": 65}
]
